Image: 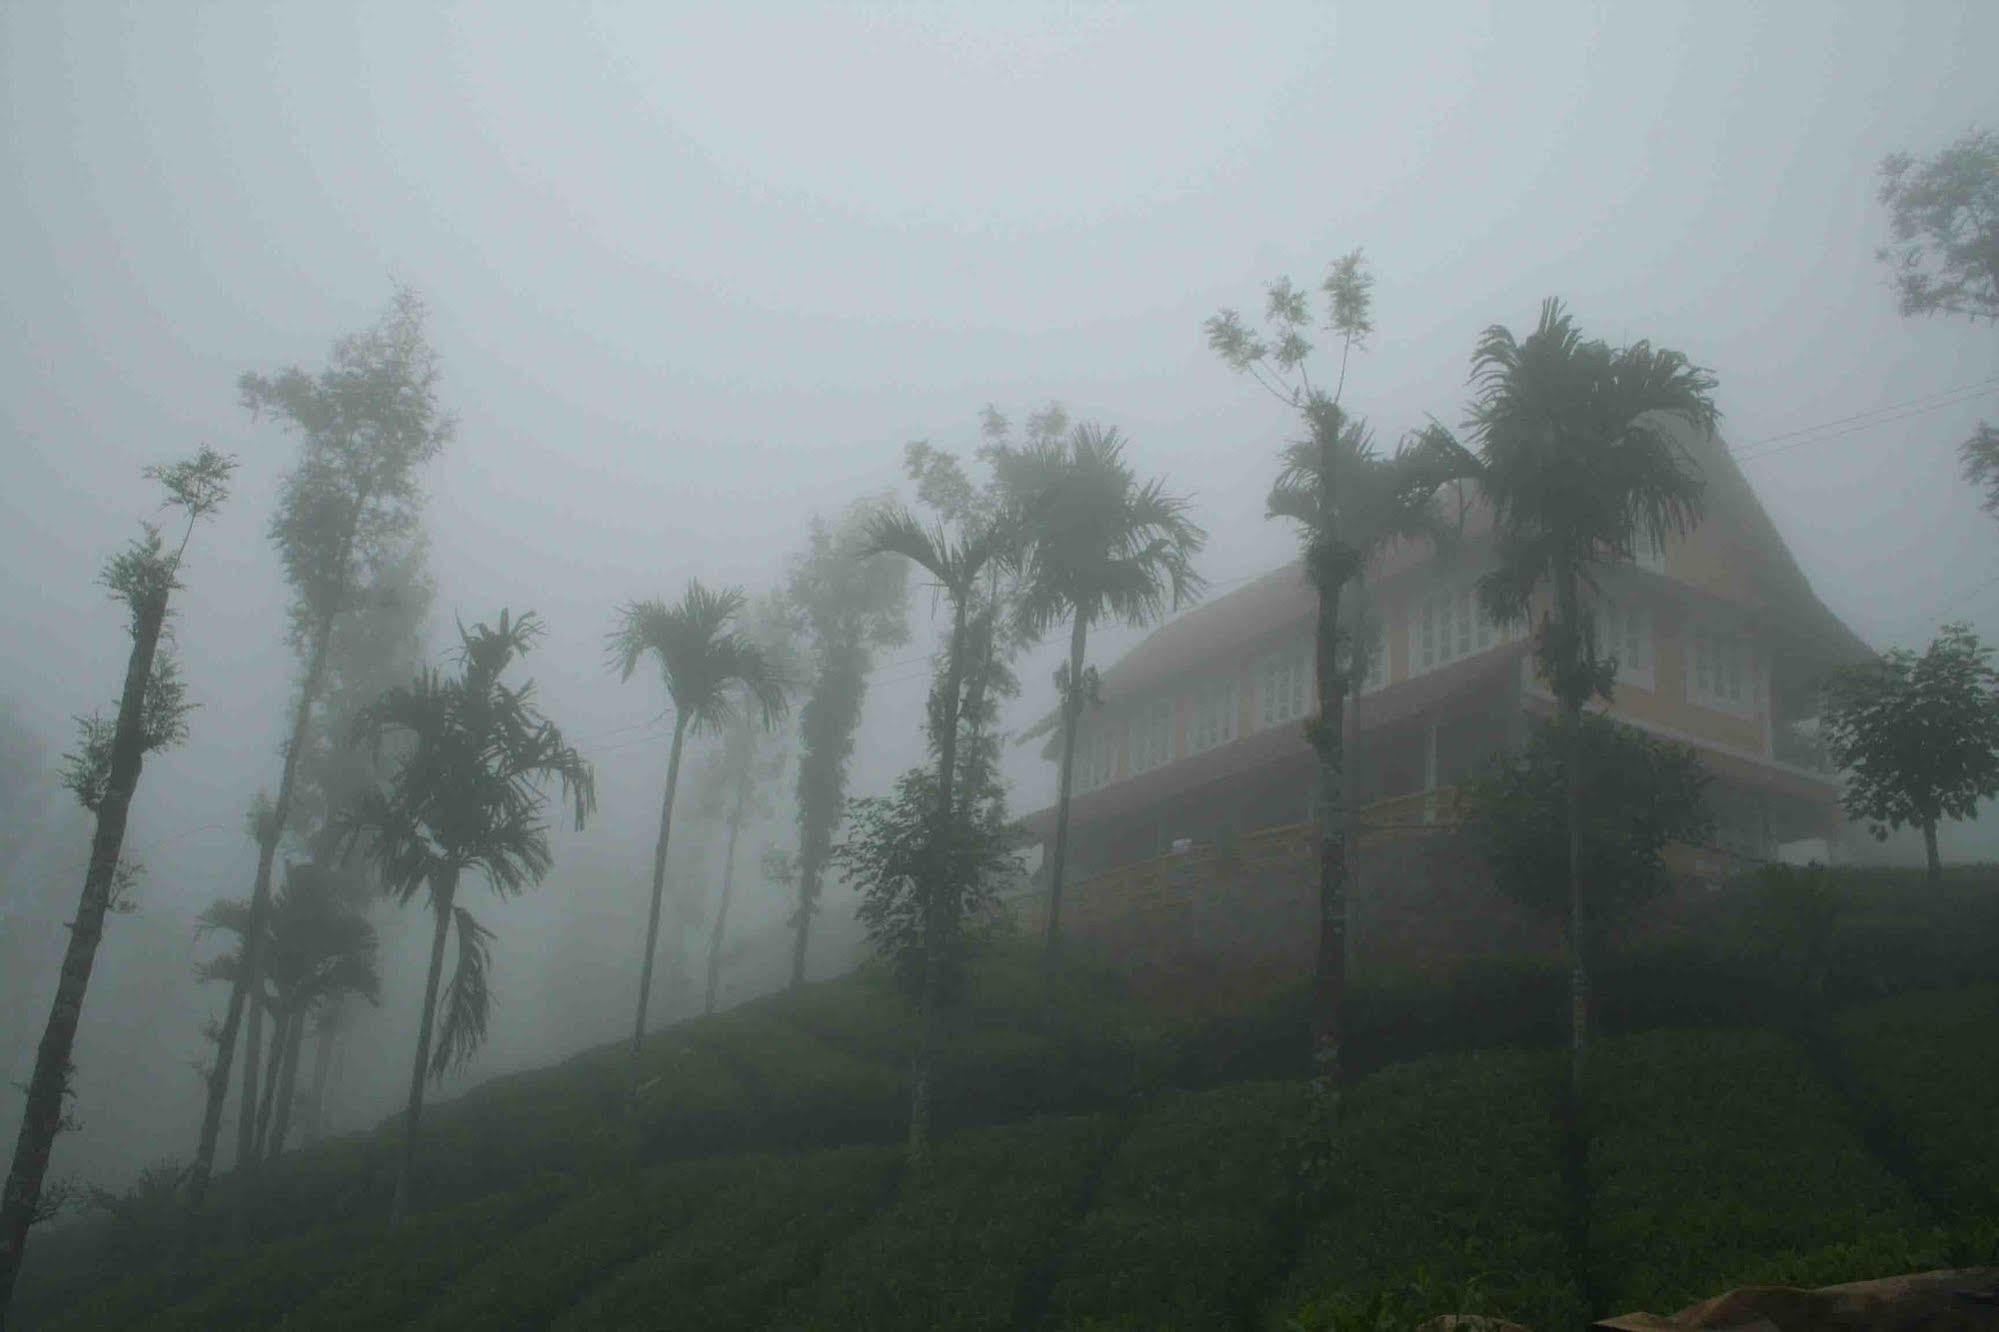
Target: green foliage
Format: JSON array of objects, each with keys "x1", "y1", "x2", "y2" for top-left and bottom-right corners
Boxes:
[
  {"x1": 409, "y1": 1156, "x2": 749, "y2": 1332},
  {"x1": 785, "y1": 1115, "x2": 1117, "y2": 1331},
  {"x1": 690, "y1": 1008, "x2": 907, "y2": 1150},
  {"x1": 1460, "y1": 713, "x2": 1714, "y2": 924},
  {"x1": 1877, "y1": 128, "x2": 1999, "y2": 324},
  {"x1": 1274, "y1": 1049, "x2": 1582, "y2": 1331},
  {"x1": 606, "y1": 581, "x2": 791, "y2": 737},
  {"x1": 1838, "y1": 984, "x2": 1999, "y2": 1226},
  {"x1": 1046, "y1": 1082, "x2": 1310, "y2": 1330},
  {"x1": 1587, "y1": 1027, "x2": 1942, "y2": 1314},
  {"x1": 1822, "y1": 622, "x2": 1999, "y2": 852},
  {"x1": 550, "y1": 1147, "x2": 897, "y2": 1332},
  {"x1": 58, "y1": 651, "x2": 191, "y2": 812}
]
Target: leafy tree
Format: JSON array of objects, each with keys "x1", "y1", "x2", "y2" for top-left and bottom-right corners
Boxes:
[
  {"x1": 854, "y1": 505, "x2": 1008, "y2": 1175},
  {"x1": 784, "y1": 505, "x2": 909, "y2": 988},
  {"x1": 1460, "y1": 713, "x2": 1714, "y2": 930},
  {"x1": 1874, "y1": 129, "x2": 1999, "y2": 516},
  {"x1": 1459, "y1": 297, "x2": 1715, "y2": 1088},
  {"x1": 993, "y1": 421, "x2": 1204, "y2": 955},
  {"x1": 1207, "y1": 251, "x2": 1457, "y2": 1116},
  {"x1": 608, "y1": 584, "x2": 787, "y2": 1077},
  {"x1": 0, "y1": 447, "x2": 233, "y2": 1320},
  {"x1": 341, "y1": 610, "x2": 594, "y2": 1227},
  {"x1": 1821, "y1": 621, "x2": 1999, "y2": 887},
  {"x1": 189, "y1": 286, "x2": 452, "y2": 1224},
  {"x1": 690, "y1": 594, "x2": 796, "y2": 1016}
]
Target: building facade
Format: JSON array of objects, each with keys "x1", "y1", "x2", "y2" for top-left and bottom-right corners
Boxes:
[{"x1": 1020, "y1": 426, "x2": 1871, "y2": 915}]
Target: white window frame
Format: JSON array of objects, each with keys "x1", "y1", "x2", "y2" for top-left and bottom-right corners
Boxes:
[
  {"x1": 1687, "y1": 626, "x2": 1759, "y2": 718},
  {"x1": 1409, "y1": 583, "x2": 1510, "y2": 677},
  {"x1": 1354, "y1": 621, "x2": 1386, "y2": 695},
  {"x1": 1258, "y1": 644, "x2": 1311, "y2": 730},
  {"x1": 1596, "y1": 595, "x2": 1655, "y2": 692},
  {"x1": 1634, "y1": 533, "x2": 1668, "y2": 576},
  {"x1": 1190, "y1": 676, "x2": 1239, "y2": 755},
  {"x1": 1072, "y1": 722, "x2": 1118, "y2": 794},
  {"x1": 1130, "y1": 697, "x2": 1174, "y2": 774}
]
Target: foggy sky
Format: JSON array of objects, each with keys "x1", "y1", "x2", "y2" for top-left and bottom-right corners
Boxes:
[{"x1": 4, "y1": 3, "x2": 1998, "y2": 1174}]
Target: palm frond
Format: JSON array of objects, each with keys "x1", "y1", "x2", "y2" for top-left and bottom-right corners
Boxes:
[{"x1": 429, "y1": 906, "x2": 494, "y2": 1080}]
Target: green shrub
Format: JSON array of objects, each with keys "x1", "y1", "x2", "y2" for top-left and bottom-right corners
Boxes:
[
  {"x1": 693, "y1": 1010, "x2": 908, "y2": 1150},
  {"x1": 1588, "y1": 1027, "x2": 1945, "y2": 1315},
  {"x1": 409, "y1": 1154, "x2": 753, "y2": 1332},
  {"x1": 1838, "y1": 984, "x2": 1999, "y2": 1226},
  {"x1": 134, "y1": 1224, "x2": 377, "y2": 1332},
  {"x1": 1046, "y1": 1081, "x2": 1311, "y2": 1330},
  {"x1": 550, "y1": 1147, "x2": 899, "y2": 1332},
  {"x1": 275, "y1": 1177, "x2": 576, "y2": 1330},
  {"x1": 784, "y1": 1115, "x2": 1119, "y2": 1331},
  {"x1": 1273, "y1": 1049, "x2": 1582, "y2": 1332}
]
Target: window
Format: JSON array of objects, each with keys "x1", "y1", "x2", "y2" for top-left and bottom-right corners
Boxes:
[
  {"x1": 1130, "y1": 697, "x2": 1174, "y2": 773},
  {"x1": 1190, "y1": 676, "x2": 1239, "y2": 754},
  {"x1": 1598, "y1": 597, "x2": 1654, "y2": 690},
  {"x1": 1072, "y1": 724, "x2": 1118, "y2": 794},
  {"x1": 1259, "y1": 645, "x2": 1310, "y2": 729},
  {"x1": 1410, "y1": 584, "x2": 1509, "y2": 676},
  {"x1": 1634, "y1": 534, "x2": 1668, "y2": 576},
  {"x1": 1353, "y1": 622, "x2": 1386, "y2": 694},
  {"x1": 1689, "y1": 629, "x2": 1757, "y2": 715}
]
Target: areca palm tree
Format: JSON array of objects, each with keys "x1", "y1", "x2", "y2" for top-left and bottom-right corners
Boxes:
[
  {"x1": 1464, "y1": 298, "x2": 1716, "y2": 1089},
  {"x1": 607, "y1": 583, "x2": 787, "y2": 1079},
  {"x1": 862, "y1": 506, "x2": 1006, "y2": 1175},
  {"x1": 343, "y1": 610, "x2": 593, "y2": 1227},
  {"x1": 995, "y1": 423, "x2": 1205, "y2": 954}
]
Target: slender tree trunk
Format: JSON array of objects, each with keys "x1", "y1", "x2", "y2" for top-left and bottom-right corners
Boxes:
[
  {"x1": 705, "y1": 779, "x2": 751, "y2": 1017},
  {"x1": 1555, "y1": 566, "x2": 1591, "y2": 1096},
  {"x1": 1344, "y1": 578, "x2": 1369, "y2": 963},
  {"x1": 188, "y1": 608, "x2": 340, "y2": 1224},
  {"x1": 788, "y1": 858, "x2": 820, "y2": 993},
  {"x1": 266, "y1": 1011, "x2": 306, "y2": 1165},
  {"x1": 392, "y1": 870, "x2": 457, "y2": 1230},
  {"x1": 1923, "y1": 819, "x2": 1942, "y2": 891},
  {"x1": 1310, "y1": 572, "x2": 1349, "y2": 1122},
  {"x1": 303, "y1": 1007, "x2": 339, "y2": 1146},
  {"x1": 631, "y1": 717, "x2": 690, "y2": 1080},
  {"x1": 1043, "y1": 614, "x2": 1090, "y2": 954},
  {"x1": 909, "y1": 600, "x2": 969, "y2": 1180},
  {"x1": 0, "y1": 589, "x2": 167, "y2": 1324},
  {"x1": 251, "y1": 1008, "x2": 289, "y2": 1164}
]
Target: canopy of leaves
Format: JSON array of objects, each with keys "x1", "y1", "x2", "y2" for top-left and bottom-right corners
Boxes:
[
  {"x1": 1877, "y1": 128, "x2": 1999, "y2": 323},
  {"x1": 1821, "y1": 622, "x2": 1999, "y2": 838},
  {"x1": 993, "y1": 421, "x2": 1206, "y2": 647},
  {"x1": 246, "y1": 284, "x2": 453, "y2": 649},
  {"x1": 59, "y1": 651, "x2": 192, "y2": 811},
  {"x1": 1459, "y1": 714, "x2": 1715, "y2": 924},
  {"x1": 1466, "y1": 299, "x2": 1715, "y2": 709},
  {"x1": 196, "y1": 861, "x2": 380, "y2": 1017},
  {"x1": 607, "y1": 581, "x2": 790, "y2": 739}
]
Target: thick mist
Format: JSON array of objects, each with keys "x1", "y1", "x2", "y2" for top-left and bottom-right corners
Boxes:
[{"x1": 4, "y1": 3, "x2": 1997, "y2": 1198}]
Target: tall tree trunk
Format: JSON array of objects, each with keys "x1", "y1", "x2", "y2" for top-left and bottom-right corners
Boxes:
[
  {"x1": 188, "y1": 607, "x2": 339, "y2": 1223},
  {"x1": 788, "y1": 857, "x2": 820, "y2": 993},
  {"x1": 1923, "y1": 819, "x2": 1942, "y2": 891},
  {"x1": 631, "y1": 717, "x2": 690, "y2": 1081},
  {"x1": 1043, "y1": 613, "x2": 1090, "y2": 954},
  {"x1": 0, "y1": 589, "x2": 167, "y2": 1324},
  {"x1": 1555, "y1": 566, "x2": 1591, "y2": 1096},
  {"x1": 251, "y1": 1007, "x2": 289, "y2": 1164},
  {"x1": 909, "y1": 599, "x2": 969, "y2": 1180},
  {"x1": 1310, "y1": 575, "x2": 1349, "y2": 1123},
  {"x1": 392, "y1": 870, "x2": 457, "y2": 1230},
  {"x1": 266, "y1": 1011, "x2": 306, "y2": 1165},
  {"x1": 302, "y1": 1007, "x2": 339, "y2": 1146},
  {"x1": 705, "y1": 778, "x2": 751, "y2": 1017}
]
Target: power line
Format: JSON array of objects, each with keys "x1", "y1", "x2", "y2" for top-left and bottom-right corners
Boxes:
[{"x1": 1733, "y1": 378, "x2": 1999, "y2": 465}]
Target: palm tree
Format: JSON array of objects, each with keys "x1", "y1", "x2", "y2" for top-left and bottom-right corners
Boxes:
[
  {"x1": 862, "y1": 506, "x2": 1005, "y2": 1176},
  {"x1": 1267, "y1": 399, "x2": 1467, "y2": 1112},
  {"x1": 996, "y1": 424, "x2": 1205, "y2": 953},
  {"x1": 1464, "y1": 298, "x2": 1715, "y2": 1090},
  {"x1": 342, "y1": 610, "x2": 594, "y2": 1227},
  {"x1": 195, "y1": 864, "x2": 380, "y2": 1169},
  {"x1": 607, "y1": 583, "x2": 787, "y2": 1079}
]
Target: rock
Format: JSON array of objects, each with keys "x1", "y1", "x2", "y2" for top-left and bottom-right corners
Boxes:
[{"x1": 1593, "y1": 1267, "x2": 1999, "y2": 1331}]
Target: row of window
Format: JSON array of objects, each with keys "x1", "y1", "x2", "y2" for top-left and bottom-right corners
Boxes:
[{"x1": 1069, "y1": 593, "x2": 1758, "y2": 795}]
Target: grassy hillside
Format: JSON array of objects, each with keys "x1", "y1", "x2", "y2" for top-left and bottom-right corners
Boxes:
[{"x1": 15, "y1": 870, "x2": 1999, "y2": 1330}]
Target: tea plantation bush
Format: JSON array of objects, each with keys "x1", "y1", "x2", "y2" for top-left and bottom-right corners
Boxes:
[
  {"x1": 690, "y1": 1009, "x2": 907, "y2": 1150},
  {"x1": 1587, "y1": 1027, "x2": 1946, "y2": 1315},
  {"x1": 1044, "y1": 1081, "x2": 1310, "y2": 1330},
  {"x1": 1272, "y1": 1048, "x2": 1582, "y2": 1332},
  {"x1": 781, "y1": 1115, "x2": 1120, "y2": 1331},
  {"x1": 550, "y1": 1147, "x2": 898, "y2": 1331}
]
